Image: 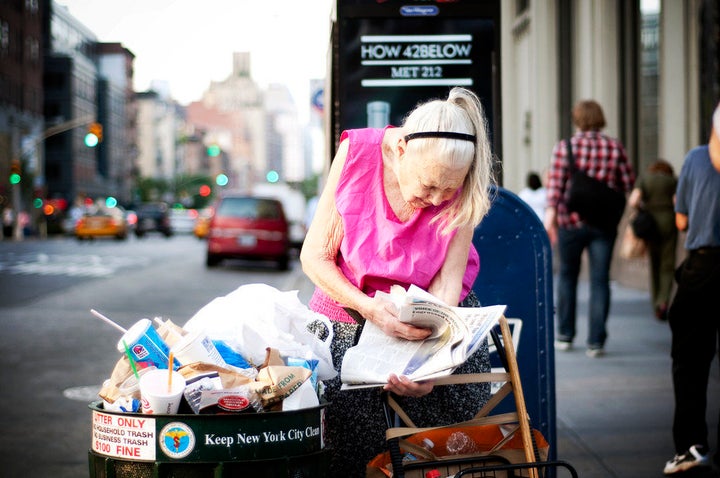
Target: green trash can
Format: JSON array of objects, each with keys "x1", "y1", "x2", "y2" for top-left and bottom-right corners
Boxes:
[{"x1": 88, "y1": 401, "x2": 330, "y2": 477}]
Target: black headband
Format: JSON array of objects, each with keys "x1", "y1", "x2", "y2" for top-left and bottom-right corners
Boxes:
[{"x1": 404, "y1": 131, "x2": 477, "y2": 144}]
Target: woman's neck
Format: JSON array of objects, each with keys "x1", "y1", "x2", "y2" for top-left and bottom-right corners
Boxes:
[{"x1": 382, "y1": 133, "x2": 416, "y2": 222}]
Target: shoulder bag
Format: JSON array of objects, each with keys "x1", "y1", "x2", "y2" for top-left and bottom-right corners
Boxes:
[
  {"x1": 630, "y1": 207, "x2": 659, "y2": 241},
  {"x1": 565, "y1": 139, "x2": 626, "y2": 232}
]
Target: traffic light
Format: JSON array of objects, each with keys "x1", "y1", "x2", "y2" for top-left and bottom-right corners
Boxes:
[
  {"x1": 266, "y1": 170, "x2": 279, "y2": 183},
  {"x1": 207, "y1": 144, "x2": 221, "y2": 157},
  {"x1": 85, "y1": 122, "x2": 103, "y2": 147},
  {"x1": 9, "y1": 159, "x2": 21, "y2": 184},
  {"x1": 215, "y1": 173, "x2": 229, "y2": 187},
  {"x1": 199, "y1": 184, "x2": 212, "y2": 197}
]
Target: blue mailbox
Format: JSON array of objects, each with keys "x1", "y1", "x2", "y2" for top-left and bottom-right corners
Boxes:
[{"x1": 472, "y1": 186, "x2": 556, "y2": 459}]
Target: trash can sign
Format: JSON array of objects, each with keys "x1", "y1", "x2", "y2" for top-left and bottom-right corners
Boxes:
[{"x1": 92, "y1": 410, "x2": 157, "y2": 461}]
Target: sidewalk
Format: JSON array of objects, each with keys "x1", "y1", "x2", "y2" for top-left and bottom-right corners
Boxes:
[{"x1": 285, "y1": 269, "x2": 720, "y2": 477}]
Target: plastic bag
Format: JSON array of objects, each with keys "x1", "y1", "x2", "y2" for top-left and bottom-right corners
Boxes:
[{"x1": 183, "y1": 284, "x2": 336, "y2": 380}]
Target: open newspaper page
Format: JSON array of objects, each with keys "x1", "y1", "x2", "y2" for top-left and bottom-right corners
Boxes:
[{"x1": 340, "y1": 285, "x2": 506, "y2": 389}]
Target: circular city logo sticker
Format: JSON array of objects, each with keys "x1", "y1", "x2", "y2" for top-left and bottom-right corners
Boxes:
[{"x1": 159, "y1": 422, "x2": 195, "y2": 459}]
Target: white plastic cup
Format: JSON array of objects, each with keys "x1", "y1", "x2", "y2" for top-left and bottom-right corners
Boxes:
[
  {"x1": 117, "y1": 319, "x2": 174, "y2": 369},
  {"x1": 170, "y1": 331, "x2": 227, "y2": 367},
  {"x1": 139, "y1": 368, "x2": 186, "y2": 415},
  {"x1": 118, "y1": 366, "x2": 157, "y2": 399}
]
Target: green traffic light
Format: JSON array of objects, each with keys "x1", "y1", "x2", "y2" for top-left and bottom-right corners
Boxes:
[
  {"x1": 266, "y1": 170, "x2": 279, "y2": 183},
  {"x1": 207, "y1": 145, "x2": 221, "y2": 157},
  {"x1": 9, "y1": 173, "x2": 21, "y2": 184},
  {"x1": 215, "y1": 173, "x2": 229, "y2": 186},
  {"x1": 84, "y1": 133, "x2": 99, "y2": 148}
]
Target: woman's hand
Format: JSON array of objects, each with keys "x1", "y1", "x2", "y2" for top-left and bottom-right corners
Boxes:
[
  {"x1": 363, "y1": 295, "x2": 432, "y2": 341},
  {"x1": 384, "y1": 374, "x2": 434, "y2": 397}
]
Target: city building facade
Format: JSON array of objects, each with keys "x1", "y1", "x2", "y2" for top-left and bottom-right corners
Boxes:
[
  {"x1": 498, "y1": 0, "x2": 718, "y2": 193},
  {"x1": 0, "y1": 0, "x2": 44, "y2": 238}
]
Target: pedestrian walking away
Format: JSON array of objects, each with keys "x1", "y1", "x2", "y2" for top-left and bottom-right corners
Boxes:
[
  {"x1": 544, "y1": 99, "x2": 635, "y2": 358},
  {"x1": 663, "y1": 102, "x2": 720, "y2": 475},
  {"x1": 628, "y1": 159, "x2": 678, "y2": 321}
]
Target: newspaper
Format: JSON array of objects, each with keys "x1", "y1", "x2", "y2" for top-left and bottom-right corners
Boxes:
[{"x1": 340, "y1": 285, "x2": 506, "y2": 389}]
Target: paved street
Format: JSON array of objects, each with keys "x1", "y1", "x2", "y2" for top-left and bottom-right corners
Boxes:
[{"x1": 0, "y1": 236, "x2": 299, "y2": 478}]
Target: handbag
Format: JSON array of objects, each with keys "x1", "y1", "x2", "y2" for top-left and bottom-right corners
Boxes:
[
  {"x1": 631, "y1": 208, "x2": 659, "y2": 241},
  {"x1": 619, "y1": 222, "x2": 646, "y2": 259},
  {"x1": 564, "y1": 139, "x2": 626, "y2": 231}
]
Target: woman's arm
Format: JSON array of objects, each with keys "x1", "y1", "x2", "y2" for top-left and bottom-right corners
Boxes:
[
  {"x1": 628, "y1": 187, "x2": 642, "y2": 209},
  {"x1": 300, "y1": 140, "x2": 369, "y2": 312},
  {"x1": 299, "y1": 139, "x2": 429, "y2": 340},
  {"x1": 427, "y1": 224, "x2": 474, "y2": 305}
]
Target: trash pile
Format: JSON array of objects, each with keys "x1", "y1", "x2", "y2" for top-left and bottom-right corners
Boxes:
[{"x1": 96, "y1": 284, "x2": 336, "y2": 416}]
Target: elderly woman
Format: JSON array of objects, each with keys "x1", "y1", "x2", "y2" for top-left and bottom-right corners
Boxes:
[{"x1": 300, "y1": 87, "x2": 496, "y2": 476}]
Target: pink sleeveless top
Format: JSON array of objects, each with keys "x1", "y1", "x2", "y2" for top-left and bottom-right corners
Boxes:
[{"x1": 309, "y1": 128, "x2": 480, "y2": 323}]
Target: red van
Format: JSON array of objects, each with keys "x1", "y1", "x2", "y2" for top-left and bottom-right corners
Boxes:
[{"x1": 205, "y1": 195, "x2": 290, "y2": 270}]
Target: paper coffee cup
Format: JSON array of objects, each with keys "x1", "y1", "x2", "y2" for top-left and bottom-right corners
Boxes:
[
  {"x1": 170, "y1": 331, "x2": 227, "y2": 367},
  {"x1": 139, "y1": 368, "x2": 186, "y2": 415},
  {"x1": 117, "y1": 319, "x2": 175, "y2": 369}
]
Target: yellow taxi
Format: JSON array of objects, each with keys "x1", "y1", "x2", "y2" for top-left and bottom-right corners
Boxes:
[
  {"x1": 193, "y1": 207, "x2": 213, "y2": 239},
  {"x1": 75, "y1": 206, "x2": 128, "y2": 240}
]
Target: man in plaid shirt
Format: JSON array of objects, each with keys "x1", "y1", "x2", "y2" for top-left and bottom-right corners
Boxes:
[{"x1": 544, "y1": 100, "x2": 635, "y2": 357}]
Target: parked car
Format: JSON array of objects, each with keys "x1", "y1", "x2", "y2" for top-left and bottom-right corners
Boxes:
[
  {"x1": 169, "y1": 208, "x2": 198, "y2": 234},
  {"x1": 75, "y1": 206, "x2": 128, "y2": 240},
  {"x1": 135, "y1": 202, "x2": 172, "y2": 238},
  {"x1": 205, "y1": 195, "x2": 290, "y2": 270}
]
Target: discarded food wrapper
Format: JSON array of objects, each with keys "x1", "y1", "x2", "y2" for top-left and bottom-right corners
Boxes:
[
  {"x1": 213, "y1": 339, "x2": 253, "y2": 369},
  {"x1": 251, "y1": 364, "x2": 312, "y2": 409},
  {"x1": 287, "y1": 356, "x2": 319, "y2": 393},
  {"x1": 178, "y1": 362, "x2": 254, "y2": 389},
  {"x1": 282, "y1": 378, "x2": 320, "y2": 411},
  {"x1": 182, "y1": 371, "x2": 223, "y2": 414},
  {"x1": 197, "y1": 385, "x2": 262, "y2": 414}
]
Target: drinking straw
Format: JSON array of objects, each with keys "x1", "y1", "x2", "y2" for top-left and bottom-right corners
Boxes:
[
  {"x1": 167, "y1": 352, "x2": 174, "y2": 393},
  {"x1": 90, "y1": 309, "x2": 127, "y2": 334},
  {"x1": 123, "y1": 340, "x2": 140, "y2": 380}
]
